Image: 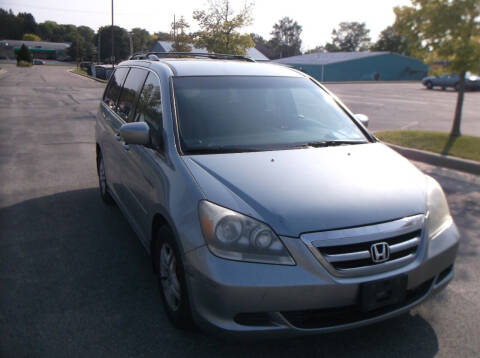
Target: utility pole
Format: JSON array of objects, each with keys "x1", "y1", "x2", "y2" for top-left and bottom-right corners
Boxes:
[{"x1": 111, "y1": 0, "x2": 114, "y2": 68}]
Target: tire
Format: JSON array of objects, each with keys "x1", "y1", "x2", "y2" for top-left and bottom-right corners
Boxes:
[
  {"x1": 426, "y1": 81, "x2": 433, "y2": 89},
  {"x1": 97, "y1": 153, "x2": 114, "y2": 205},
  {"x1": 153, "y1": 226, "x2": 194, "y2": 329},
  {"x1": 441, "y1": 86, "x2": 446, "y2": 91},
  {"x1": 455, "y1": 83, "x2": 460, "y2": 91}
]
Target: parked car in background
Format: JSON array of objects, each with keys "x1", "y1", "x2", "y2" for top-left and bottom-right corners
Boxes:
[
  {"x1": 57, "y1": 55, "x2": 73, "y2": 62},
  {"x1": 33, "y1": 59, "x2": 45, "y2": 65},
  {"x1": 94, "y1": 65, "x2": 114, "y2": 80},
  {"x1": 422, "y1": 72, "x2": 480, "y2": 91},
  {"x1": 96, "y1": 53, "x2": 459, "y2": 337}
]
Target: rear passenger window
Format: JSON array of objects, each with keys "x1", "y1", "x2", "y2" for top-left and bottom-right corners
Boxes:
[
  {"x1": 103, "y1": 67, "x2": 129, "y2": 110},
  {"x1": 134, "y1": 73, "x2": 163, "y2": 148},
  {"x1": 116, "y1": 68, "x2": 148, "y2": 122}
]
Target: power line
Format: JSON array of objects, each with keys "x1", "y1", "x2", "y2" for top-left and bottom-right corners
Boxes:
[{"x1": 0, "y1": 1, "x2": 164, "y2": 17}]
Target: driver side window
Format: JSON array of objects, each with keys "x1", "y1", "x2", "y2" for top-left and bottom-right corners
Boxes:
[{"x1": 134, "y1": 72, "x2": 163, "y2": 148}]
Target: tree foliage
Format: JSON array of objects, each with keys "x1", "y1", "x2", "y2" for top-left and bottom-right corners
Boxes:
[
  {"x1": 304, "y1": 45, "x2": 326, "y2": 54},
  {"x1": 193, "y1": 0, "x2": 254, "y2": 55},
  {"x1": 22, "y1": 33, "x2": 41, "y2": 41},
  {"x1": 171, "y1": 16, "x2": 193, "y2": 52},
  {"x1": 371, "y1": 25, "x2": 409, "y2": 55},
  {"x1": 130, "y1": 28, "x2": 151, "y2": 53},
  {"x1": 325, "y1": 22, "x2": 371, "y2": 52},
  {"x1": 67, "y1": 26, "x2": 95, "y2": 61},
  {"x1": 250, "y1": 33, "x2": 277, "y2": 58},
  {"x1": 95, "y1": 26, "x2": 130, "y2": 63},
  {"x1": 394, "y1": 0, "x2": 480, "y2": 136},
  {"x1": 269, "y1": 17, "x2": 302, "y2": 58},
  {"x1": 16, "y1": 43, "x2": 32, "y2": 63}
]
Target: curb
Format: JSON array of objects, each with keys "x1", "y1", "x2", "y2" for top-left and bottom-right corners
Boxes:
[
  {"x1": 387, "y1": 143, "x2": 480, "y2": 175},
  {"x1": 69, "y1": 69, "x2": 107, "y2": 84}
]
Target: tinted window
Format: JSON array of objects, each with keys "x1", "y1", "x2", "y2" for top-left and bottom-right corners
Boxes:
[
  {"x1": 134, "y1": 72, "x2": 162, "y2": 148},
  {"x1": 173, "y1": 76, "x2": 367, "y2": 153},
  {"x1": 103, "y1": 67, "x2": 129, "y2": 109},
  {"x1": 116, "y1": 68, "x2": 148, "y2": 122}
]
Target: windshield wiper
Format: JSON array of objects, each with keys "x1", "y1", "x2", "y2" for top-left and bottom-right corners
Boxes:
[{"x1": 306, "y1": 140, "x2": 368, "y2": 148}]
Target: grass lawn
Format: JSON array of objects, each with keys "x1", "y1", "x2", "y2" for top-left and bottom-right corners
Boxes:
[
  {"x1": 71, "y1": 67, "x2": 88, "y2": 76},
  {"x1": 375, "y1": 130, "x2": 480, "y2": 162}
]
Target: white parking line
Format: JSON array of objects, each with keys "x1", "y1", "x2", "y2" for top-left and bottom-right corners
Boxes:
[{"x1": 400, "y1": 121, "x2": 419, "y2": 129}]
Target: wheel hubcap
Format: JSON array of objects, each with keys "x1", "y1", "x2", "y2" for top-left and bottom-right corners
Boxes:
[{"x1": 160, "y1": 243, "x2": 181, "y2": 311}]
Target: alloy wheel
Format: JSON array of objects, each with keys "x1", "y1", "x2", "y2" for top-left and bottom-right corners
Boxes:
[{"x1": 160, "y1": 242, "x2": 181, "y2": 311}]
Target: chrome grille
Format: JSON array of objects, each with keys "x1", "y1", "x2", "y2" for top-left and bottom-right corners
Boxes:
[
  {"x1": 321, "y1": 230, "x2": 421, "y2": 270},
  {"x1": 301, "y1": 215, "x2": 425, "y2": 277}
]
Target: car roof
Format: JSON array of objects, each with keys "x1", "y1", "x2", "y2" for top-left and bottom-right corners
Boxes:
[{"x1": 121, "y1": 58, "x2": 304, "y2": 77}]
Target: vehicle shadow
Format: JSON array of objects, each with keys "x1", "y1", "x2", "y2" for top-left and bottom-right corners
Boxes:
[{"x1": 0, "y1": 188, "x2": 439, "y2": 357}]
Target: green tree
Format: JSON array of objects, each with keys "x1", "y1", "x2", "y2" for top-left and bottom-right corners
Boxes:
[
  {"x1": 193, "y1": 0, "x2": 255, "y2": 55},
  {"x1": 38, "y1": 21, "x2": 61, "y2": 41},
  {"x1": 171, "y1": 16, "x2": 193, "y2": 52},
  {"x1": 130, "y1": 28, "x2": 151, "y2": 53},
  {"x1": 22, "y1": 33, "x2": 41, "y2": 41},
  {"x1": 325, "y1": 22, "x2": 371, "y2": 52},
  {"x1": 305, "y1": 45, "x2": 326, "y2": 54},
  {"x1": 17, "y1": 12, "x2": 38, "y2": 36},
  {"x1": 270, "y1": 17, "x2": 302, "y2": 59},
  {"x1": 16, "y1": 43, "x2": 32, "y2": 64},
  {"x1": 371, "y1": 25, "x2": 409, "y2": 54},
  {"x1": 249, "y1": 33, "x2": 275, "y2": 59},
  {"x1": 0, "y1": 10, "x2": 39, "y2": 40},
  {"x1": 67, "y1": 28, "x2": 95, "y2": 61},
  {"x1": 395, "y1": 0, "x2": 480, "y2": 137},
  {"x1": 95, "y1": 25, "x2": 130, "y2": 63},
  {"x1": 0, "y1": 9, "x2": 21, "y2": 39}
]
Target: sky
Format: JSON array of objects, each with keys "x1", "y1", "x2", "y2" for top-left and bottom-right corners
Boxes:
[{"x1": 0, "y1": 0, "x2": 412, "y2": 51}]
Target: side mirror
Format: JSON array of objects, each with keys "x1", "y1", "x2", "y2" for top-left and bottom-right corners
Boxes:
[
  {"x1": 355, "y1": 114, "x2": 369, "y2": 128},
  {"x1": 119, "y1": 122, "x2": 150, "y2": 146}
]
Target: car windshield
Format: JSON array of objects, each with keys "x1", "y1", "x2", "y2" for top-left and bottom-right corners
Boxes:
[{"x1": 173, "y1": 76, "x2": 369, "y2": 154}]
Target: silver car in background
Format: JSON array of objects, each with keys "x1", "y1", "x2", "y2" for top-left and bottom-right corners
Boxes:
[{"x1": 95, "y1": 53, "x2": 459, "y2": 337}]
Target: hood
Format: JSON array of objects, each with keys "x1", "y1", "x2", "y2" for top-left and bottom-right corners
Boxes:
[{"x1": 183, "y1": 143, "x2": 427, "y2": 237}]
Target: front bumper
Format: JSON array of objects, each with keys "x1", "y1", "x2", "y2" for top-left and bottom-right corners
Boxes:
[{"x1": 184, "y1": 222, "x2": 459, "y2": 338}]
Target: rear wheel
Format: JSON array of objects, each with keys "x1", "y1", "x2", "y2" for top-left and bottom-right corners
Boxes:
[
  {"x1": 426, "y1": 81, "x2": 433, "y2": 89},
  {"x1": 153, "y1": 226, "x2": 194, "y2": 329},
  {"x1": 97, "y1": 153, "x2": 114, "y2": 205}
]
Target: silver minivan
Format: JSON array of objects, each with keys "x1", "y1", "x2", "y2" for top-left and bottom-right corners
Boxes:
[{"x1": 95, "y1": 53, "x2": 459, "y2": 337}]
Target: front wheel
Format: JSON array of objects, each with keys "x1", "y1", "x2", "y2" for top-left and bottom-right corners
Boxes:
[
  {"x1": 97, "y1": 153, "x2": 114, "y2": 205},
  {"x1": 153, "y1": 226, "x2": 194, "y2": 329},
  {"x1": 426, "y1": 81, "x2": 433, "y2": 89}
]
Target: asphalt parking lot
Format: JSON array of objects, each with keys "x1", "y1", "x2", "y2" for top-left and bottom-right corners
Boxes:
[
  {"x1": 325, "y1": 81, "x2": 480, "y2": 136},
  {"x1": 0, "y1": 64, "x2": 479, "y2": 357}
]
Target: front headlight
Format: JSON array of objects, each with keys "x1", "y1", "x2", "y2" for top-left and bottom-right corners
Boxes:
[
  {"x1": 425, "y1": 176, "x2": 452, "y2": 238},
  {"x1": 198, "y1": 200, "x2": 295, "y2": 265}
]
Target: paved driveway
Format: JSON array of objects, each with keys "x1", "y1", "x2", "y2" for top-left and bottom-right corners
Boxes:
[{"x1": 0, "y1": 64, "x2": 479, "y2": 357}]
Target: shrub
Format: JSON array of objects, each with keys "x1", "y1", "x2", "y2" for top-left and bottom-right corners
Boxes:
[{"x1": 16, "y1": 44, "x2": 32, "y2": 65}]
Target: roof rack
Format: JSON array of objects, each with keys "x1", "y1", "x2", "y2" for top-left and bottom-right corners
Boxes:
[{"x1": 128, "y1": 52, "x2": 255, "y2": 62}]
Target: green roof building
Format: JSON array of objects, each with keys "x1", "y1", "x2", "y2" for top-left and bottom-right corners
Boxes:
[{"x1": 273, "y1": 52, "x2": 428, "y2": 82}]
